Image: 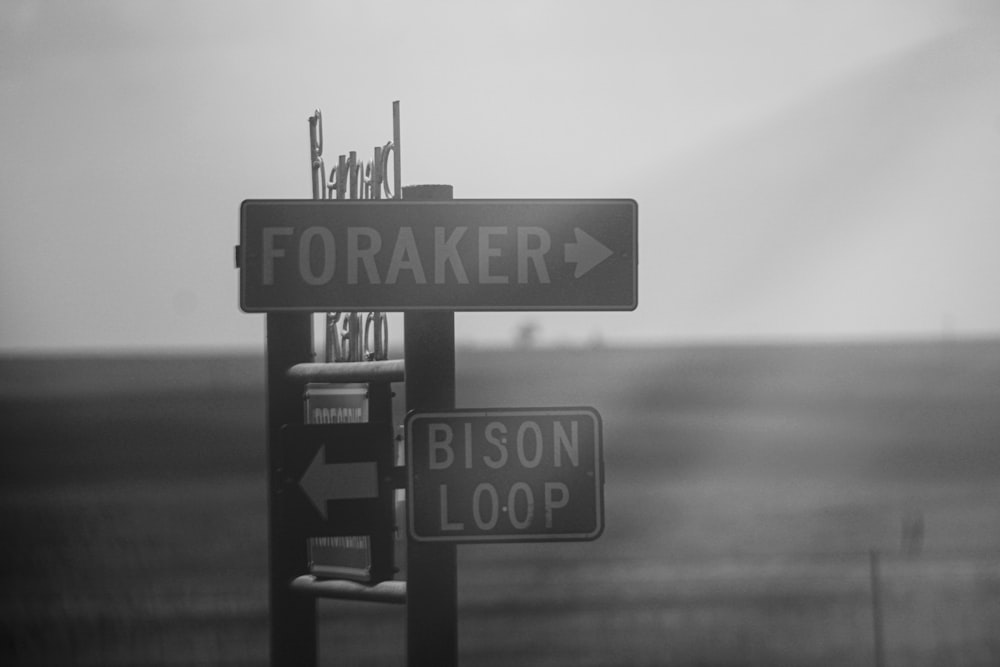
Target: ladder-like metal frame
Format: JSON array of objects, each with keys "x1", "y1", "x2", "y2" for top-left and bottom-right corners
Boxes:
[{"x1": 265, "y1": 185, "x2": 458, "y2": 667}]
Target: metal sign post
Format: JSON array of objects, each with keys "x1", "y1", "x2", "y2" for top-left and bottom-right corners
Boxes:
[
  {"x1": 402, "y1": 184, "x2": 459, "y2": 667},
  {"x1": 240, "y1": 101, "x2": 633, "y2": 667},
  {"x1": 256, "y1": 102, "x2": 406, "y2": 667},
  {"x1": 265, "y1": 312, "x2": 316, "y2": 666}
]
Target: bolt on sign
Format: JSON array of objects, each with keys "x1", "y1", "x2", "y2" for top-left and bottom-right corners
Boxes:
[
  {"x1": 406, "y1": 408, "x2": 604, "y2": 543},
  {"x1": 238, "y1": 199, "x2": 637, "y2": 312}
]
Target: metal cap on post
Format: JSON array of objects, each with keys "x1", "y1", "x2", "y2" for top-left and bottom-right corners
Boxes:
[
  {"x1": 403, "y1": 183, "x2": 458, "y2": 667},
  {"x1": 401, "y1": 184, "x2": 453, "y2": 200}
]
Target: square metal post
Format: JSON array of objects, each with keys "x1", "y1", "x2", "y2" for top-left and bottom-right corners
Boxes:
[
  {"x1": 404, "y1": 184, "x2": 458, "y2": 667},
  {"x1": 266, "y1": 312, "x2": 317, "y2": 666}
]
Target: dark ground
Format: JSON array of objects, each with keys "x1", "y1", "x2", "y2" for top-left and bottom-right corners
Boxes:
[{"x1": 1, "y1": 340, "x2": 999, "y2": 665}]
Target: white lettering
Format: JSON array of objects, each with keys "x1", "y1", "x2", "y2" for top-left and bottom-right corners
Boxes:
[
  {"x1": 435, "y1": 227, "x2": 469, "y2": 284},
  {"x1": 261, "y1": 227, "x2": 293, "y2": 286},
  {"x1": 554, "y1": 420, "x2": 579, "y2": 467},
  {"x1": 517, "y1": 227, "x2": 551, "y2": 284},
  {"x1": 312, "y1": 407, "x2": 364, "y2": 424},
  {"x1": 347, "y1": 227, "x2": 382, "y2": 284},
  {"x1": 439, "y1": 485, "x2": 464, "y2": 530},
  {"x1": 472, "y1": 483, "x2": 499, "y2": 530},
  {"x1": 386, "y1": 226, "x2": 426, "y2": 284},
  {"x1": 484, "y1": 422, "x2": 508, "y2": 469},
  {"x1": 298, "y1": 227, "x2": 336, "y2": 285},
  {"x1": 314, "y1": 535, "x2": 369, "y2": 550},
  {"x1": 428, "y1": 424, "x2": 454, "y2": 470},
  {"x1": 508, "y1": 482, "x2": 534, "y2": 530},
  {"x1": 478, "y1": 227, "x2": 508, "y2": 284},
  {"x1": 544, "y1": 482, "x2": 569, "y2": 528},
  {"x1": 516, "y1": 421, "x2": 544, "y2": 468},
  {"x1": 463, "y1": 422, "x2": 473, "y2": 469}
]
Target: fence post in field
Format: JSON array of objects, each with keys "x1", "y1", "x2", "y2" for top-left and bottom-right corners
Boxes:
[{"x1": 869, "y1": 549, "x2": 885, "y2": 667}]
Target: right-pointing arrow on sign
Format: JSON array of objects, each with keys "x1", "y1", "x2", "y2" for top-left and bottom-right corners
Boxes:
[
  {"x1": 564, "y1": 228, "x2": 613, "y2": 278},
  {"x1": 300, "y1": 449, "x2": 378, "y2": 520}
]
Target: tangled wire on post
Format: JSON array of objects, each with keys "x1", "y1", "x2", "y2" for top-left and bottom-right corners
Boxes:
[{"x1": 309, "y1": 108, "x2": 398, "y2": 362}]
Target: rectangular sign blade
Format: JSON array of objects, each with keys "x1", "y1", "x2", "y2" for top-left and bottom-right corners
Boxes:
[
  {"x1": 239, "y1": 199, "x2": 636, "y2": 312},
  {"x1": 406, "y1": 407, "x2": 604, "y2": 543}
]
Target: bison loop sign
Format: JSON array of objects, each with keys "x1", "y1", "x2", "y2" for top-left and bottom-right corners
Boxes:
[{"x1": 406, "y1": 408, "x2": 604, "y2": 543}]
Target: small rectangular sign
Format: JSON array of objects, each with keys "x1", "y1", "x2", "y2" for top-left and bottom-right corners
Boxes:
[
  {"x1": 304, "y1": 383, "x2": 368, "y2": 424},
  {"x1": 304, "y1": 384, "x2": 374, "y2": 580},
  {"x1": 405, "y1": 407, "x2": 604, "y2": 543},
  {"x1": 239, "y1": 199, "x2": 636, "y2": 312},
  {"x1": 308, "y1": 535, "x2": 372, "y2": 582}
]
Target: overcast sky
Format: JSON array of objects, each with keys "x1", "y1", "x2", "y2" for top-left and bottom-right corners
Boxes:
[{"x1": 2, "y1": 0, "x2": 998, "y2": 352}]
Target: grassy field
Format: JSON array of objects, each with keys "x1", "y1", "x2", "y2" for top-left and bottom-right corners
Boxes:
[{"x1": 1, "y1": 340, "x2": 999, "y2": 666}]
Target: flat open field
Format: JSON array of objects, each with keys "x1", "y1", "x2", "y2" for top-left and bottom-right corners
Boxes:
[{"x1": 2, "y1": 340, "x2": 999, "y2": 666}]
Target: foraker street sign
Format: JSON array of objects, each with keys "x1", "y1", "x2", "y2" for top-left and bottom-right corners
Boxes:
[
  {"x1": 406, "y1": 407, "x2": 604, "y2": 543},
  {"x1": 239, "y1": 199, "x2": 636, "y2": 311}
]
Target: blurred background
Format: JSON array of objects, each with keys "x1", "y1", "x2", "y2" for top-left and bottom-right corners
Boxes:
[
  {"x1": 2, "y1": 1, "x2": 999, "y2": 665},
  {"x1": 2, "y1": 0, "x2": 999, "y2": 350}
]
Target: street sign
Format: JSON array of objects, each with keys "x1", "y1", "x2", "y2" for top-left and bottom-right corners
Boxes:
[
  {"x1": 283, "y1": 424, "x2": 389, "y2": 532},
  {"x1": 239, "y1": 199, "x2": 636, "y2": 312},
  {"x1": 405, "y1": 407, "x2": 603, "y2": 543},
  {"x1": 304, "y1": 383, "x2": 368, "y2": 424}
]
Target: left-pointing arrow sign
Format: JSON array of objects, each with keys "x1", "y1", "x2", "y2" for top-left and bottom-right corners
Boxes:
[{"x1": 300, "y1": 448, "x2": 379, "y2": 520}]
